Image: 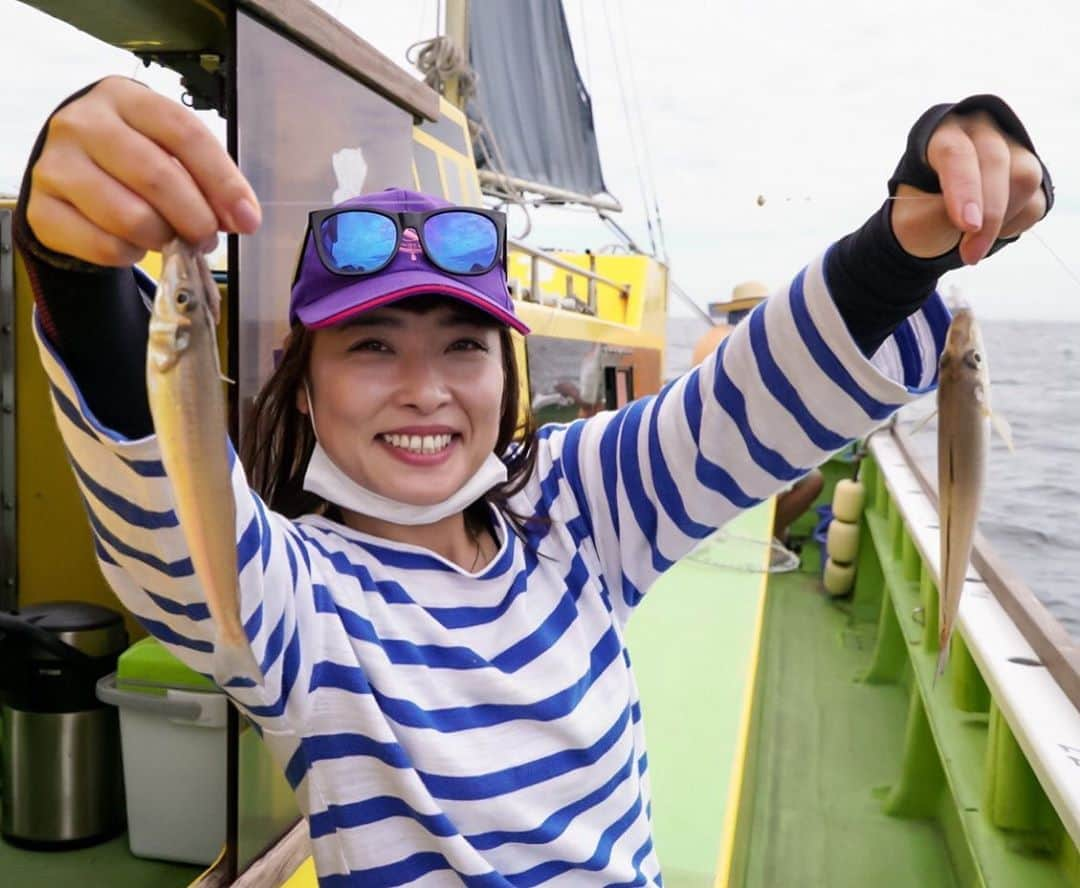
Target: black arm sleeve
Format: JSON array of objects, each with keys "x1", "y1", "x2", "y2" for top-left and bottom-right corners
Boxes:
[
  {"x1": 13, "y1": 80, "x2": 153, "y2": 438},
  {"x1": 826, "y1": 94, "x2": 1053, "y2": 357}
]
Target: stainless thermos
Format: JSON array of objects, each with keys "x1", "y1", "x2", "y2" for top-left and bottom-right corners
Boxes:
[{"x1": 0, "y1": 602, "x2": 128, "y2": 848}]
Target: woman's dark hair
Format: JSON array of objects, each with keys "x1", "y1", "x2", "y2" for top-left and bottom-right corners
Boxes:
[{"x1": 240, "y1": 295, "x2": 540, "y2": 538}]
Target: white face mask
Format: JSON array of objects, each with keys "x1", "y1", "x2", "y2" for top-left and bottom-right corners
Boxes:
[{"x1": 300, "y1": 383, "x2": 508, "y2": 526}]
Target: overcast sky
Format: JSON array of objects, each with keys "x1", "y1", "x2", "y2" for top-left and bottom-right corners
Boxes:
[{"x1": 3, "y1": 0, "x2": 1079, "y2": 320}]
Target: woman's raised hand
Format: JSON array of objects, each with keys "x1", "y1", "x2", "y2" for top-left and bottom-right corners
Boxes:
[
  {"x1": 890, "y1": 108, "x2": 1047, "y2": 267},
  {"x1": 26, "y1": 76, "x2": 262, "y2": 267}
]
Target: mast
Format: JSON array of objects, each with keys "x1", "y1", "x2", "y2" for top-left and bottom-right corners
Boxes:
[{"x1": 442, "y1": 0, "x2": 471, "y2": 110}]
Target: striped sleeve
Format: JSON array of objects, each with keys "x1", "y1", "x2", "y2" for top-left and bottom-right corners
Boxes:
[
  {"x1": 537, "y1": 250, "x2": 950, "y2": 623},
  {"x1": 33, "y1": 310, "x2": 317, "y2": 730}
]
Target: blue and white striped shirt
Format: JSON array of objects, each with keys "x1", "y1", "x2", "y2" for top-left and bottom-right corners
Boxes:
[{"x1": 36, "y1": 251, "x2": 949, "y2": 886}]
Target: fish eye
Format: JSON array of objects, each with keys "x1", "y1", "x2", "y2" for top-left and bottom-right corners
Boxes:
[
  {"x1": 176, "y1": 290, "x2": 190, "y2": 305},
  {"x1": 972, "y1": 352, "x2": 982, "y2": 363}
]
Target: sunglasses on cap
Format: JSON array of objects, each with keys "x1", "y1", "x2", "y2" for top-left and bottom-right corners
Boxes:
[{"x1": 306, "y1": 207, "x2": 507, "y2": 278}]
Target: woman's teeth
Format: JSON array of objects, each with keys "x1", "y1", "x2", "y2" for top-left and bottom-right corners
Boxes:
[{"x1": 381, "y1": 433, "x2": 454, "y2": 454}]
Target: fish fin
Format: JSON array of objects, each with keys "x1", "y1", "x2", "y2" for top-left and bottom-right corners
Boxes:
[
  {"x1": 212, "y1": 639, "x2": 263, "y2": 689},
  {"x1": 197, "y1": 254, "x2": 222, "y2": 326},
  {"x1": 990, "y1": 411, "x2": 1015, "y2": 453},
  {"x1": 909, "y1": 409, "x2": 937, "y2": 436}
]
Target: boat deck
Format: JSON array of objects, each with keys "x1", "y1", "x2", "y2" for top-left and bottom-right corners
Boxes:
[
  {"x1": 632, "y1": 500, "x2": 956, "y2": 888},
  {"x1": 0, "y1": 833, "x2": 202, "y2": 886},
  {"x1": 626, "y1": 503, "x2": 773, "y2": 887},
  {"x1": 736, "y1": 549, "x2": 955, "y2": 887}
]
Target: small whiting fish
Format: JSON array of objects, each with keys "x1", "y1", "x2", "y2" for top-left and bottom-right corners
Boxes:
[
  {"x1": 147, "y1": 239, "x2": 261, "y2": 686},
  {"x1": 935, "y1": 308, "x2": 1010, "y2": 681}
]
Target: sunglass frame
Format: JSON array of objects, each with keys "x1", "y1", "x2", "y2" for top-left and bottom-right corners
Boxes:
[{"x1": 306, "y1": 206, "x2": 508, "y2": 279}]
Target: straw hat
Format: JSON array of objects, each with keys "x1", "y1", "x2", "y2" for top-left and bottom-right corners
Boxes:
[
  {"x1": 730, "y1": 280, "x2": 769, "y2": 302},
  {"x1": 692, "y1": 280, "x2": 770, "y2": 365}
]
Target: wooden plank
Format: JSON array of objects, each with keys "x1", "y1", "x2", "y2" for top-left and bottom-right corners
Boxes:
[
  {"x1": 231, "y1": 820, "x2": 311, "y2": 888},
  {"x1": 237, "y1": 0, "x2": 439, "y2": 121}
]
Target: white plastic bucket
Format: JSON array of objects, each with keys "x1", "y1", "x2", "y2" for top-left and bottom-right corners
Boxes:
[{"x1": 97, "y1": 673, "x2": 227, "y2": 864}]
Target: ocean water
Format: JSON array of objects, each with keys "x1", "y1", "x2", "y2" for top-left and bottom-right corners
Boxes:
[{"x1": 900, "y1": 321, "x2": 1080, "y2": 639}]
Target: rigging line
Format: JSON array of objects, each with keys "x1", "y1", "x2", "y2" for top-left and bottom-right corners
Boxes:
[
  {"x1": 614, "y1": 3, "x2": 668, "y2": 264},
  {"x1": 1028, "y1": 230, "x2": 1080, "y2": 293},
  {"x1": 598, "y1": 211, "x2": 646, "y2": 254},
  {"x1": 602, "y1": 0, "x2": 657, "y2": 258},
  {"x1": 577, "y1": 0, "x2": 592, "y2": 93},
  {"x1": 415, "y1": 0, "x2": 430, "y2": 46},
  {"x1": 669, "y1": 279, "x2": 716, "y2": 327}
]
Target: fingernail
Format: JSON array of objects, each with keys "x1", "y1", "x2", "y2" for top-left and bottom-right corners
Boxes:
[
  {"x1": 962, "y1": 202, "x2": 982, "y2": 229},
  {"x1": 198, "y1": 233, "x2": 219, "y2": 254},
  {"x1": 228, "y1": 198, "x2": 260, "y2": 233}
]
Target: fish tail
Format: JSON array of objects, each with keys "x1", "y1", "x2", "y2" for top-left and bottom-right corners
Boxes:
[
  {"x1": 212, "y1": 637, "x2": 263, "y2": 688},
  {"x1": 935, "y1": 641, "x2": 951, "y2": 684}
]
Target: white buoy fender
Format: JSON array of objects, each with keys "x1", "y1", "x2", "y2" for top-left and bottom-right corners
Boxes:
[
  {"x1": 833, "y1": 479, "x2": 866, "y2": 523},
  {"x1": 826, "y1": 519, "x2": 860, "y2": 564},
  {"x1": 823, "y1": 557, "x2": 856, "y2": 597}
]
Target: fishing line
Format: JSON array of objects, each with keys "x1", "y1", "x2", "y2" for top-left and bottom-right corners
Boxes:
[
  {"x1": 759, "y1": 193, "x2": 1080, "y2": 296},
  {"x1": 1029, "y1": 230, "x2": 1080, "y2": 293},
  {"x1": 685, "y1": 530, "x2": 803, "y2": 575}
]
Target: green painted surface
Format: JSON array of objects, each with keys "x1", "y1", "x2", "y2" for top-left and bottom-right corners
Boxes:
[
  {"x1": 862, "y1": 506, "x2": 1076, "y2": 886},
  {"x1": 739, "y1": 561, "x2": 958, "y2": 888},
  {"x1": 626, "y1": 503, "x2": 773, "y2": 888},
  {"x1": 0, "y1": 833, "x2": 202, "y2": 887}
]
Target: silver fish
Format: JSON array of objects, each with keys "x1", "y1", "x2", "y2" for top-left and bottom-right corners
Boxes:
[
  {"x1": 935, "y1": 308, "x2": 1008, "y2": 680},
  {"x1": 147, "y1": 239, "x2": 260, "y2": 685}
]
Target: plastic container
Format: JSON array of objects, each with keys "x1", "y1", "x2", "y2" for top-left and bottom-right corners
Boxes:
[{"x1": 96, "y1": 637, "x2": 227, "y2": 865}]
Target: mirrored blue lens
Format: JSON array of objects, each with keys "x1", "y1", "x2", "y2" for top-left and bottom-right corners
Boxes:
[
  {"x1": 424, "y1": 212, "x2": 499, "y2": 274},
  {"x1": 319, "y1": 212, "x2": 397, "y2": 273}
]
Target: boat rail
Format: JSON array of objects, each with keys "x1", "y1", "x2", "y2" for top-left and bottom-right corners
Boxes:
[
  {"x1": 890, "y1": 428, "x2": 1080, "y2": 709},
  {"x1": 862, "y1": 426, "x2": 1080, "y2": 873},
  {"x1": 508, "y1": 239, "x2": 631, "y2": 316}
]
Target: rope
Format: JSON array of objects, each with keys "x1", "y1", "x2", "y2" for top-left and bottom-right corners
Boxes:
[
  {"x1": 406, "y1": 35, "x2": 477, "y2": 105},
  {"x1": 406, "y1": 32, "x2": 533, "y2": 234}
]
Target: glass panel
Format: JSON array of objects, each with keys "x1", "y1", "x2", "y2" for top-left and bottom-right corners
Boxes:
[
  {"x1": 439, "y1": 154, "x2": 463, "y2": 205},
  {"x1": 526, "y1": 337, "x2": 611, "y2": 424},
  {"x1": 413, "y1": 142, "x2": 442, "y2": 197},
  {"x1": 233, "y1": 10, "x2": 415, "y2": 869},
  {"x1": 236, "y1": 10, "x2": 414, "y2": 445}
]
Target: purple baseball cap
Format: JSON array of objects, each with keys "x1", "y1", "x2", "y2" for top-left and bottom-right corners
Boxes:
[{"x1": 289, "y1": 188, "x2": 529, "y2": 334}]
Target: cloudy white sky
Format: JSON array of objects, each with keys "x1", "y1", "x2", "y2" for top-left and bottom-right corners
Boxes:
[{"x1": 3, "y1": 0, "x2": 1079, "y2": 320}]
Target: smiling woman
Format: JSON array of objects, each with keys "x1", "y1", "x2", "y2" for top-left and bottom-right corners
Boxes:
[
  {"x1": 13, "y1": 69, "x2": 1057, "y2": 886},
  {"x1": 245, "y1": 293, "x2": 537, "y2": 566}
]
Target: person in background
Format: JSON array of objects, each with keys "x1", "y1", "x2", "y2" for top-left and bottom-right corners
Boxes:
[
  {"x1": 16, "y1": 77, "x2": 1050, "y2": 885},
  {"x1": 771, "y1": 469, "x2": 825, "y2": 571}
]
